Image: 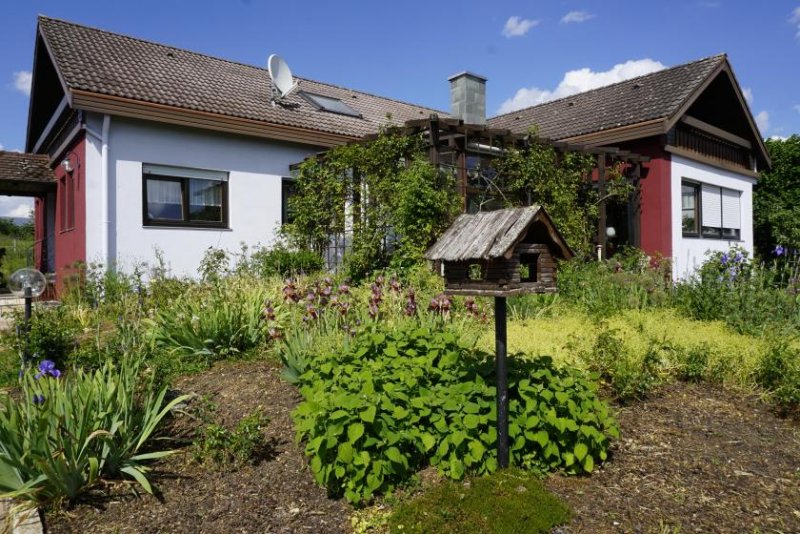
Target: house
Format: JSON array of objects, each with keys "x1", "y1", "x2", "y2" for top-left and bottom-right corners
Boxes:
[{"x1": 11, "y1": 16, "x2": 768, "y2": 290}]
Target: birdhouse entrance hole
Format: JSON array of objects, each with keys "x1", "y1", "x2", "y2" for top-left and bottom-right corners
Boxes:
[{"x1": 519, "y1": 253, "x2": 539, "y2": 283}]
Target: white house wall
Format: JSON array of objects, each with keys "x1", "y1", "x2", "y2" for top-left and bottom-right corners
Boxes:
[
  {"x1": 83, "y1": 114, "x2": 319, "y2": 277},
  {"x1": 670, "y1": 154, "x2": 756, "y2": 279}
]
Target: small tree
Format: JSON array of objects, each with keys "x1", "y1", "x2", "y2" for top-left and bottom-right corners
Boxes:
[{"x1": 755, "y1": 135, "x2": 800, "y2": 257}]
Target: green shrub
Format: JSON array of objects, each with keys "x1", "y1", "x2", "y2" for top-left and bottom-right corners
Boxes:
[
  {"x1": 0, "y1": 355, "x2": 188, "y2": 506},
  {"x1": 755, "y1": 341, "x2": 800, "y2": 410},
  {"x1": 7, "y1": 305, "x2": 79, "y2": 368},
  {"x1": 147, "y1": 280, "x2": 270, "y2": 363},
  {"x1": 675, "y1": 343, "x2": 711, "y2": 383},
  {"x1": 387, "y1": 468, "x2": 572, "y2": 534},
  {"x1": 293, "y1": 320, "x2": 618, "y2": 504},
  {"x1": 250, "y1": 245, "x2": 324, "y2": 277},
  {"x1": 580, "y1": 326, "x2": 663, "y2": 401},
  {"x1": 193, "y1": 405, "x2": 270, "y2": 468}
]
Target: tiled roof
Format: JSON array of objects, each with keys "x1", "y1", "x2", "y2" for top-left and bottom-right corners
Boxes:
[
  {"x1": 38, "y1": 16, "x2": 446, "y2": 140},
  {"x1": 487, "y1": 55, "x2": 726, "y2": 140},
  {"x1": 0, "y1": 151, "x2": 53, "y2": 182}
]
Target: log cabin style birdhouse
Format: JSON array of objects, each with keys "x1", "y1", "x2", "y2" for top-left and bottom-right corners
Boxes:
[{"x1": 425, "y1": 206, "x2": 573, "y2": 296}]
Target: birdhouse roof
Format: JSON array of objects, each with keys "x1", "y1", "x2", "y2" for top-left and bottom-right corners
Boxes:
[{"x1": 425, "y1": 206, "x2": 573, "y2": 262}]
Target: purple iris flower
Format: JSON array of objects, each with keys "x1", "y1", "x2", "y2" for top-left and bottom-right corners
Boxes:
[
  {"x1": 35, "y1": 360, "x2": 61, "y2": 380},
  {"x1": 32, "y1": 394, "x2": 45, "y2": 405},
  {"x1": 720, "y1": 253, "x2": 729, "y2": 266},
  {"x1": 774, "y1": 245, "x2": 785, "y2": 257}
]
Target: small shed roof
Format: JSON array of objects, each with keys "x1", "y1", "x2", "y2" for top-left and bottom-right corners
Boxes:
[{"x1": 425, "y1": 206, "x2": 573, "y2": 262}]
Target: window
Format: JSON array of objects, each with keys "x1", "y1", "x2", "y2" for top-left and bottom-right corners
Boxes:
[
  {"x1": 282, "y1": 178, "x2": 296, "y2": 225},
  {"x1": 681, "y1": 180, "x2": 741, "y2": 240},
  {"x1": 143, "y1": 164, "x2": 228, "y2": 228},
  {"x1": 299, "y1": 91, "x2": 362, "y2": 117},
  {"x1": 60, "y1": 172, "x2": 75, "y2": 231}
]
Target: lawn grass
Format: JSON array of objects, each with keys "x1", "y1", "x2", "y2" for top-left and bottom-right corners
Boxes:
[{"x1": 387, "y1": 468, "x2": 571, "y2": 534}]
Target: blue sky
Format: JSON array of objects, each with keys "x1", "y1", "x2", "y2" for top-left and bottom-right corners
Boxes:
[{"x1": 1, "y1": 0, "x2": 799, "y2": 216}]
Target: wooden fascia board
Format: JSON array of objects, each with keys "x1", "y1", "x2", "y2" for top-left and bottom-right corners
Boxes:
[
  {"x1": 562, "y1": 118, "x2": 665, "y2": 146},
  {"x1": 32, "y1": 95, "x2": 70, "y2": 153},
  {"x1": 664, "y1": 60, "x2": 770, "y2": 169},
  {"x1": 664, "y1": 144, "x2": 759, "y2": 179},
  {"x1": 26, "y1": 25, "x2": 73, "y2": 152},
  {"x1": 70, "y1": 90, "x2": 358, "y2": 148},
  {"x1": 680, "y1": 115, "x2": 752, "y2": 148}
]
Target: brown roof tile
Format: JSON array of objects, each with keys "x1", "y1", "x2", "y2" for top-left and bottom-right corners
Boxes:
[
  {"x1": 38, "y1": 16, "x2": 447, "y2": 140},
  {"x1": 0, "y1": 151, "x2": 53, "y2": 183},
  {"x1": 486, "y1": 55, "x2": 726, "y2": 139}
]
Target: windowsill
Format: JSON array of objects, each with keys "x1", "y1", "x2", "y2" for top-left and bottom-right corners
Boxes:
[
  {"x1": 143, "y1": 225, "x2": 232, "y2": 231},
  {"x1": 682, "y1": 234, "x2": 743, "y2": 243}
]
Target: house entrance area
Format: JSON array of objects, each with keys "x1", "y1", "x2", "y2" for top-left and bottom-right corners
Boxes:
[{"x1": 0, "y1": 152, "x2": 56, "y2": 281}]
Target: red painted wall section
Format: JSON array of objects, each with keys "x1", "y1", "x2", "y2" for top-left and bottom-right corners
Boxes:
[
  {"x1": 619, "y1": 137, "x2": 672, "y2": 259},
  {"x1": 53, "y1": 133, "x2": 87, "y2": 293},
  {"x1": 33, "y1": 197, "x2": 44, "y2": 270}
]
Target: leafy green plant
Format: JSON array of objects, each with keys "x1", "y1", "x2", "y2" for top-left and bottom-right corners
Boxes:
[
  {"x1": 755, "y1": 341, "x2": 800, "y2": 411},
  {"x1": 7, "y1": 305, "x2": 79, "y2": 368},
  {"x1": 675, "y1": 344, "x2": 710, "y2": 383},
  {"x1": 0, "y1": 355, "x2": 189, "y2": 505},
  {"x1": 293, "y1": 320, "x2": 618, "y2": 504},
  {"x1": 193, "y1": 407, "x2": 270, "y2": 467},
  {"x1": 387, "y1": 468, "x2": 572, "y2": 534}
]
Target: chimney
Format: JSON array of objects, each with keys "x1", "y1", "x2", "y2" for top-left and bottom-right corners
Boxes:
[{"x1": 448, "y1": 71, "x2": 487, "y2": 125}]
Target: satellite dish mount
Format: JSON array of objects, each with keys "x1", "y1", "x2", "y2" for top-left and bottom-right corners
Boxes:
[{"x1": 268, "y1": 54, "x2": 299, "y2": 105}]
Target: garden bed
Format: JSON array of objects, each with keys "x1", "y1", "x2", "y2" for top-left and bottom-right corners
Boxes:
[
  {"x1": 46, "y1": 360, "x2": 350, "y2": 534},
  {"x1": 44, "y1": 361, "x2": 800, "y2": 534}
]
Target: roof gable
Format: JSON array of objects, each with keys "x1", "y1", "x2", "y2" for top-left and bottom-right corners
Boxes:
[
  {"x1": 487, "y1": 55, "x2": 726, "y2": 140},
  {"x1": 36, "y1": 16, "x2": 446, "y2": 143}
]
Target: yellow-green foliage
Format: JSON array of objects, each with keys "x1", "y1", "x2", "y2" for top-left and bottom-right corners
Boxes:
[{"x1": 479, "y1": 308, "x2": 790, "y2": 389}]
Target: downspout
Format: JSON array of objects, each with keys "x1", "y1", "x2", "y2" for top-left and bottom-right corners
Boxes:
[{"x1": 100, "y1": 115, "x2": 111, "y2": 269}]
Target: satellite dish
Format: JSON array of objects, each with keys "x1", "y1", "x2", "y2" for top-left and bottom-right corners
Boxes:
[
  {"x1": 268, "y1": 54, "x2": 299, "y2": 101},
  {"x1": 9, "y1": 268, "x2": 47, "y2": 298}
]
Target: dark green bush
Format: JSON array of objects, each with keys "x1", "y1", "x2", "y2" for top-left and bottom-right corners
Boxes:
[
  {"x1": 293, "y1": 320, "x2": 618, "y2": 504},
  {"x1": 755, "y1": 341, "x2": 800, "y2": 411},
  {"x1": 9, "y1": 305, "x2": 79, "y2": 368},
  {"x1": 250, "y1": 246, "x2": 324, "y2": 277}
]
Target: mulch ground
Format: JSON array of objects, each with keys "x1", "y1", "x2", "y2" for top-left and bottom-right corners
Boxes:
[
  {"x1": 44, "y1": 364, "x2": 800, "y2": 534},
  {"x1": 46, "y1": 360, "x2": 350, "y2": 534},
  {"x1": 547, "y1": 382, "x2": 800, "y2": 534}
]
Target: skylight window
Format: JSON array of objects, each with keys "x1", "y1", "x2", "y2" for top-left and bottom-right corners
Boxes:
[{"x1": 300, "y1": 92, "x2": 362, "y2": 118}]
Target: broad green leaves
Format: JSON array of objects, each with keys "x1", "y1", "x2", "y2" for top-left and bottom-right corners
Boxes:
[{"x1": 293, "y1": 322, "x2": 618, "y2": 504}]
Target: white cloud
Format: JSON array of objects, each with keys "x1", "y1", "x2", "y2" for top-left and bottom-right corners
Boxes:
[
  {"x1": 12, "y1": 71, "x2": 32, "y2": 96},
  {"x1": 742, "y1": 87, "x2": 753, "y2": 105},
  {"x1": 502, "y1": 16, "x2": 540, "y2": 38},
  {"x1": 794, "y1": 104, "x2": 800, "y2": 113},
  {"x1": 561, "y1": 10, "x2": 595, "y2": 24},
  {"x1": 791, "y1": 7, "x2": 800, "y2": 39},
  {"x1": 755, "y1": 110, "x2": 770, "y2": 133},
  {"x1": 769, "y1": 135, "x2": 788, "y2": 141},
  {"x1": 0, "y1": 197, "x2": 34, "y2": 219},
  {"x1": 498, "y1": 58, "x2": 666, "y2": 114},
  {"x1": 0, "y1": 144, "x2": 4, "y2": 151}
]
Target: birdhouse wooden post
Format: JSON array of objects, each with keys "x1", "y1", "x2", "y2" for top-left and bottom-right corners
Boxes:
[{"x1": 425, "y1": 206, "x2": 573, "y2": 468}]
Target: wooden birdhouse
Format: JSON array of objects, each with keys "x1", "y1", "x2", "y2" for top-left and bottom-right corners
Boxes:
[{"x1": 425, "y1": 206, "x2": 573, "y2": 296}]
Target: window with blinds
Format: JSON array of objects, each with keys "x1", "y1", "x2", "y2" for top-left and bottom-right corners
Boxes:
[
  {"x1": 142, "y1": 164, "x2": 229, "y2": 228},
  {"x1": 682, "y1": 179, "x2": 741, "y2": 240}
]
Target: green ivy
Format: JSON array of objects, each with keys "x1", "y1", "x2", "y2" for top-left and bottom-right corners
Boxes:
[{"x1": 293, "y1": 320, "x2": 618, "y2": 504}]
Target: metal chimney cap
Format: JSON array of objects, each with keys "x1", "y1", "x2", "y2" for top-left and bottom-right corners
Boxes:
[{"x1": 448, "y1": 71, "x2": 488, "y2": 82}]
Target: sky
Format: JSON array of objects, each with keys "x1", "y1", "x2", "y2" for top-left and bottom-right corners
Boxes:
[{"x1": 1, "y1": 0, "x2": 799, "y2": 216}]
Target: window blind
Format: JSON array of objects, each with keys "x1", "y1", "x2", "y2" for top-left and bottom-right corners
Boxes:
[
  {"x1": 701, "y1": 184, "x2": 722, "y2": 228},
  {"x1": 721, "y1": 188, "x2": 741, "y2": 229}
]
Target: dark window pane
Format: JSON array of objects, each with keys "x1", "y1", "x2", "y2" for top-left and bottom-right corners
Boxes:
[
  {"x1": 188, "y1": 178, "x2": 223, "y2": 222},
  {"x1": 282, "y1": 179, "x2": 296, "y2": 225},
  {"x1": 681, "y1": 184, "x2": 698, "y2": 234},
  {"x1": 146, "y1": 178, "x2": 183, "y2": 220},
  {"x1": 701, "y1": 226, "x2": 722, "y2": 238}
]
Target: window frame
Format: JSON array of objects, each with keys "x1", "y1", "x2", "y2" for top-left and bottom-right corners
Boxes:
[
  {"x1": 142, "y1": 166, "x2": 229, "y2": 229},
  {"x1": 59, "y1": 172, "x2": 75, "y2": 232},
  {"x1": 681, "y1": 178, "x2": 741, "y2": 241}
]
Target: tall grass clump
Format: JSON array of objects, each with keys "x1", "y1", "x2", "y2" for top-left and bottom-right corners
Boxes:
[
  {"x1": 0, "y1": 355, "x2": 188, "y2": 506},
  {"x1": 147, "y1": 278, "x2": 271, "y2": 363}
]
